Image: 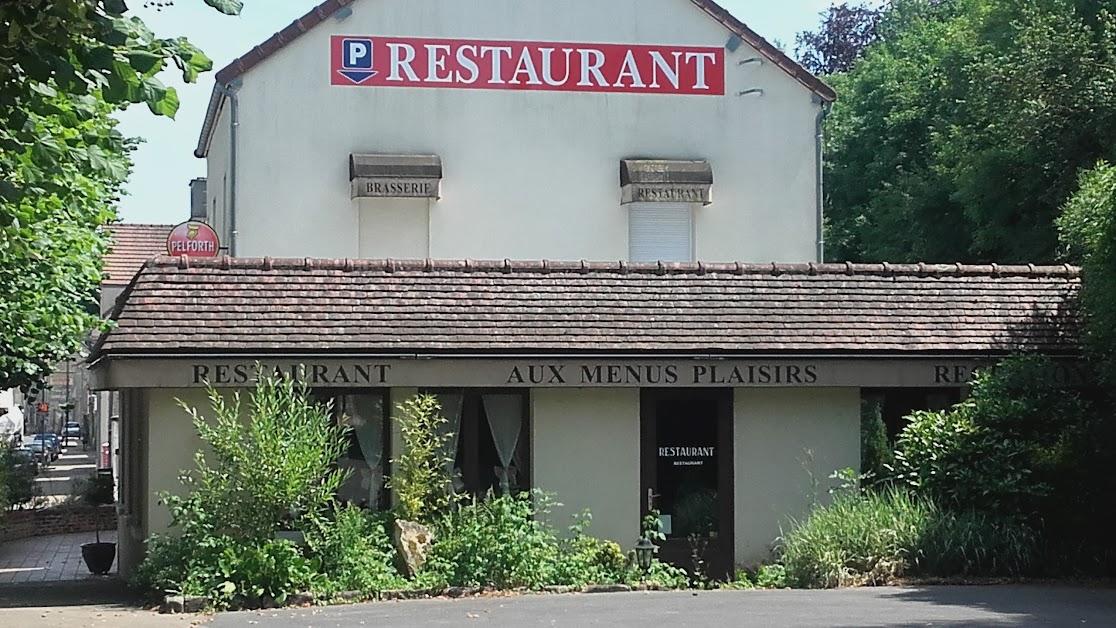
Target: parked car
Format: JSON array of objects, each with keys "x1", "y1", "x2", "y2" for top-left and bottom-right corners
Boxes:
[
  {"x1": 64, "y1": 422, "x2": 82, "y2": 439},
  {"x1": 11, "y1": 446, "x2": 40, "y2": 474},
  {"x1": 31, "y1": 433, "x2": 61, "y2": 460},
  {"x1": 24, "y1": 441, "x2": 51, "y2": 466}
]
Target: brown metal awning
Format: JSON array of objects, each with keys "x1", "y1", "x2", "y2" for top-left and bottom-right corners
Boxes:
[{"x1": 349, "y1": 154, "x2": 442, "y2": 199}]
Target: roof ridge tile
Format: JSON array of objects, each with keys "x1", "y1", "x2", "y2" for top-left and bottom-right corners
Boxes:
[{"x1": 143, "y1": 256, "x2": 1083, "y2": 279}]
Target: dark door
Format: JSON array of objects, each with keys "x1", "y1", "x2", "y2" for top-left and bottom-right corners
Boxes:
[{"x1": 640, "y1": 389, "x2": 734, "y2": 578}]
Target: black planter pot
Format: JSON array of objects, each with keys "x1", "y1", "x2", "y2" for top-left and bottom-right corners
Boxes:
[{"x1": 81, "y1": 542, "x2": 116, "y2": 575}]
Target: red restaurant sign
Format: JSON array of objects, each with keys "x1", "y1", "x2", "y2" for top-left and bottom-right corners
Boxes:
[
  {"x1": 167, "y1": 221, "x2": 220, "y2": 258},
  {"x1": 331, "y1": 36, "x2": 725, "y2": 96}
]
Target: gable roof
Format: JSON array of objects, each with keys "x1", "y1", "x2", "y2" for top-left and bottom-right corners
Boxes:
[
  {"x1": 195, "y1": 0, "x2": 836, "y2": 157},
  {"x1": 93, "y1": 257, "x2": 1080, "y2": 359},
  {"x1": 100, "y1": 224, "x2": 174, "y2": 287}
]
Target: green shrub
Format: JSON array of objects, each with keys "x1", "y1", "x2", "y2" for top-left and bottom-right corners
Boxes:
[
  {"x1": 892, "y1": 355, "x2": 1088, "y2": 517},
  {"x1": 0, "y1": 445, "x2": 37, "y2": 510},
  {"x1": 387, "y1": 395, "x2": 454, "y2": 524},
  {"x1": 914, "y1": 509, "x2": 1037, "y2": 578},
  {"x1": 721, "y1": 569, "x2": 755, "y2": 590},
  {"x1": 779, "y1": 487, "x2": 1035, "y2": 588},
  {"x1": 137, "y1": 535, "x2": 319, "y2": 607},
  {"x1": 134, "y1": 373, "x2": 352, "y2": 603},
  {"x1": 424, "y1": 491, "x2": 562, "y2": 589},
  {"x1": 754, "y1": 564, "x2": 787, "y2": 589},
  {"x1": 551, "y1": 510, "x2": 631, "y2": 587},
  {"x1": 170, "y1": 374, "x2": 351, "y2": 542},
  {"x1": 308, "y1": 505, "x2": 405, "y2": 595},
  {"x1": 860, "y1": 398, "x2": 893, "y2": 483}
]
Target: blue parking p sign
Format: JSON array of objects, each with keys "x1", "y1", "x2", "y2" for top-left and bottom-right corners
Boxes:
[{"x1": 337, "y1": 38, "x2": 377, "y2": 84}]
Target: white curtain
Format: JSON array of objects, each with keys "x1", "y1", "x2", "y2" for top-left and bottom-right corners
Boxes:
[
  {"x1": 435, "y1": 393, "x2": 465, "y2": 495},
  {"x1": 483, "y1": 394, "x2": 523, "y2": 494},
  {"x1": 339, "y1": 395, "x2": 385, "y2": 510}
]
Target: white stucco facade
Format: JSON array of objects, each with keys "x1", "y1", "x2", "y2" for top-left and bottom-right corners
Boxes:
[
  {"x1": 203, "y1": 0, "x2": 824, "y2": 263},
  {"x1": 733, "y1": 388, "x2": 861, "y2": 564},
  {"x1": 532, "y1": 388, "x2": 641, "y2": 546}
]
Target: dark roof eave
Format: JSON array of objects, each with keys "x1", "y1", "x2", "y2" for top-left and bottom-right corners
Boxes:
[{"x1": 93, "y1": 348, "x2": 1085, "y2": 361}]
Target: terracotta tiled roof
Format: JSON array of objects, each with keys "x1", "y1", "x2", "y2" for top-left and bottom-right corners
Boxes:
[
  {"x1": 101, "y1": 224, "x2": 173, "y2": 287},
  {"x1": 93, "y1": 257, "x2": 1081, "y2": 358},
  {"x1": 195, "y1": 0, "x2": 835, "y2": 157}
]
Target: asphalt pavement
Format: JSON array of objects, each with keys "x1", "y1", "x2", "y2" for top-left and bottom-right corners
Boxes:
[{"x1": 204, "y1": 586, "x2": 1116, "y2": 628}]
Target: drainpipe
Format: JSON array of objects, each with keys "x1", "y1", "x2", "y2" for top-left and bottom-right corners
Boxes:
[
  {"x1": 214, "y1": 82, "x2": 240, "y2": 256},
  {"x1": 813, "y1": 95, "x2": 831, "y2": 264}
]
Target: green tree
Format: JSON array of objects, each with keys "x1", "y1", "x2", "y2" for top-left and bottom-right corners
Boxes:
[
  {"x1": 0, "y1": 0, "x2": 241, "y2": 393},
  {"x1": 824, "y1": 0, "x2": 1116, "y2": 264},
  {"x1": 1058, "y1": 161, "x2": 1116, "y2": 380}
]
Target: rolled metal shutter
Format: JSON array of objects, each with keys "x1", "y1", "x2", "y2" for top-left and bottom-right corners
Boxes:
[{"x1": 628, "y1": 202, "x2": 693, "y2": 263}]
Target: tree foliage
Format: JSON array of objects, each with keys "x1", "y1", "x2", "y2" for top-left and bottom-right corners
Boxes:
[
  {"x1": 1058, "y1": 161, "x2": 1116, "y2": 381},
  {"x1": 0, "y1": 0, "x2": 239, "y2": 393},
  {"x1": 796, "y1": 3, "x2": 885, "y2": 75},
  {"x1": 822, "y1": 0, "x2": 1116, "y2": 263}
]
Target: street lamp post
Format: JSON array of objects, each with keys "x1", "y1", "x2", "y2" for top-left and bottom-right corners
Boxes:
[{"x1": 635, "y1": 536, "x2": 657, "y2": 582}]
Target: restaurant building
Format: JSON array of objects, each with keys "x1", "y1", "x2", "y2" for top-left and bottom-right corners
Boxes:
[{"x1": 89, "y1": 0, "x2": 1081, "y2": 577}]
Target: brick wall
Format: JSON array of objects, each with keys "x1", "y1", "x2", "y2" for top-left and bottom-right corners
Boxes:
[{"x1": 0, "y1": 505, "x2": 117, "y2": 542}]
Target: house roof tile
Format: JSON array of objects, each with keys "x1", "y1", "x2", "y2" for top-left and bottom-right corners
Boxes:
[
  {"x1": 101, "y1": 224, "x2": 174, "y2": 287},
  {"x1": 92, "y1": 257, "x2": 1082, "y2": 358}
]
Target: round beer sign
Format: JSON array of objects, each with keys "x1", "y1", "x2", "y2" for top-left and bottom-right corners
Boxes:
[{"x1": 167, "y1": 221, "x2": 220, "y2": 257}]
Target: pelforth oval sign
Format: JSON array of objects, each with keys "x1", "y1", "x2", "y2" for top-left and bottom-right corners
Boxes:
[{"x1": 167, "y1": 221, "x2": 220, "y2": 257}]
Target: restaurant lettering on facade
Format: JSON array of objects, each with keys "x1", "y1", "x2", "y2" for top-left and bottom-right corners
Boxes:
[
  {"x1": 331, "y1": 36, "x2": 725, "y2": 95},
  {"x1": 176, "y1": 360, "x2": 1058, "y2": 389}
]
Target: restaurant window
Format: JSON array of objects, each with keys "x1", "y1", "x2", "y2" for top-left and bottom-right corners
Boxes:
[
  {"x1": 862, "y1": 388, "x2": 962, "y2": 442},
  {"x1": 628, "y1": 202, "x2": 694, "y2": 263},
  {"x1": 428, "y1": 391, "x2": 529, "y2": 496},
  {"x1": 316, "y1": 391, "x2": 390, "y2": 510}
]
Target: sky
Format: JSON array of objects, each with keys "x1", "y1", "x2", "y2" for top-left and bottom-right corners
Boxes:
[{"x1": 114, "y1": 0, "x2": 836, "y2": 225}]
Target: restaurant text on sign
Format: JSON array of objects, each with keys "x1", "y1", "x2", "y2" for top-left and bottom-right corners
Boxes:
[{"x1": 331, "y1": 36, "x2": 725, "y2": 96}]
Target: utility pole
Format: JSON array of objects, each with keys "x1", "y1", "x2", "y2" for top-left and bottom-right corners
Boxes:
[{"x1": 64, "y1": 359, "x2": 71, "y2": 435}]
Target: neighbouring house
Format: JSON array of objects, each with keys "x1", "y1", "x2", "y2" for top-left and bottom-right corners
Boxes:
[{"x1": 87, "y1": 0, "x2": 1082, "y2": 578}]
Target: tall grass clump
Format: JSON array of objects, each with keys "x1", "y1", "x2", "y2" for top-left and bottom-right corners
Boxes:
[{"x1": 780, "y1": 487, "x2": 1035, "y2": 588}]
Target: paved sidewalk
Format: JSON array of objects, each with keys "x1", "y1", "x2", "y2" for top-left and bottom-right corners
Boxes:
[
  {"x1": 36, "y1": 441, "x2": 98, "y2": 506},
  {"x1": 0, "y1": 530, "x2": 118, "y2": 584},
  {"x1": 0, "y1": 580, "x2": 195, "y2": 628}
]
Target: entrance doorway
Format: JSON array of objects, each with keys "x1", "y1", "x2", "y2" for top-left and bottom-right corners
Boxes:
[{"x1": 640, "y1": 389, "x2": 733, "y2": 577}]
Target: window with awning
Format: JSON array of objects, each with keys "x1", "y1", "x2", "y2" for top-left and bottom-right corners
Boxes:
[{"x1": 349, "y1": 154, "x2": 442, "y2": 200}]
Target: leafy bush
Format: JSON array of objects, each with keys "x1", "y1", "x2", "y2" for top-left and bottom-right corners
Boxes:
[
  {"x1": 171, "y1": 374, "x2": 351, "y2": 542},
  {"x1": 135, "y1": 534, "x2": 319, "y2": 607},
  {"x1": 307, "y1": 505, "x2": 405, "y2": 595},
  {"x1": 551, "y1": 510, "x2": 631, "y2": 587},
  {"x1": 387, "y1": 395, "x2": 454, "y2": 524},
  {"x1": 0, "y1": 445, "x2": 38, "y2": 510},
  {"x1": 891, "y1": 355, "x2": 1089, "y2": 518},
  {"x1": 134, "y1": 373, "x2": 352, "y2": 604},
  {"x1": 424, "y1": 491, "x2": 562, "y2": 589},
  {"x1": 780, "y1": 487, "x2": 1035, "y2": 589},
  {"x1": 1058, "y1": 160, "x2": 1116, "y2": 381},
  {"x1": 754, "y1": 564, "x2": 787, "y2": 589}
]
